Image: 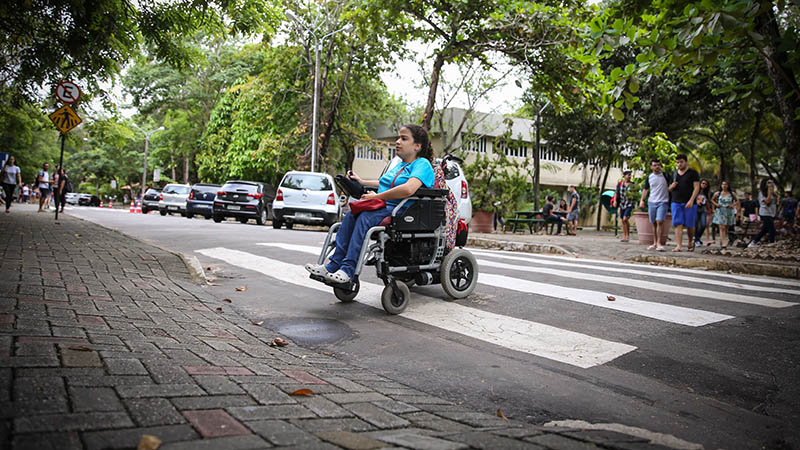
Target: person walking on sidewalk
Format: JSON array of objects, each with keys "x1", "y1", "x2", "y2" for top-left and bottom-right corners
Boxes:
[
  {"x1": 36, "y1": 162, "x2": 51, "y2": 212},
  {"x1": 1, "y1": 155, "x2": 22, "y2": 213},
  {"x1": 639, "y1": 159, "x2": 671, "y2": 251},
  {"x1": 711, "y1": 181, "x2": 738, "y2": 248},
  {"x1": 668, "y1": 154, "x2": 700, "y2": 252},
  {"x1": 695, "y1": 179, "x2": 711, "y2": 247},
  {"x1": 749, "y1": 178, "x2": 777, "y2": 247},
  {"x1": 612, "y1": 170, "x2": 635, "y2": 242},
  {"x1": 566, "y1": 185, "x2": 580, "y2": 235},
  {"x1": 56, "y1": 167, "x2": 71, "y2": 213}
]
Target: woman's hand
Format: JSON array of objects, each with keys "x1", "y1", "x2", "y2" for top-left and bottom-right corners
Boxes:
[
  {"x1": 360, "y1": 192, "x2": 379, "y2": 200},
  {"x1": 347, "y1": 170, "x2": 363, "y2": 184}
]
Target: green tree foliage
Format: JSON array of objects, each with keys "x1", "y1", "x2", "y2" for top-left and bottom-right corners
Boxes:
[
  {"x1": 462, "y1": 153, "x2": 529, "y2": 212},
  {"x1": 0, "y1": 96, "x2": 60, "y2": 183},
  {"x1": 0, "y1": 0, "x2": 281, "y2": 102}
]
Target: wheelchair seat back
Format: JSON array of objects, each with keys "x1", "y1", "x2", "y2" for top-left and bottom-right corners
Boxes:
[{"x1": 391, "y1": 188, "x2": 448, "y2": 232}]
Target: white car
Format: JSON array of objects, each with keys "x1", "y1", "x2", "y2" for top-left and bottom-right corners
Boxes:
[
  {"x1": 385, "y1": 155, "x2": 472, "y2": 223},
  {"x1": 157, "y1": 184, "x2": 191, "y2": 216},
  {"x1": 272, "y1": 171, "x2": 342, "y2": 229},
  {"x1": 64, "y1": 193, "x2": 79, "y2": 205}
]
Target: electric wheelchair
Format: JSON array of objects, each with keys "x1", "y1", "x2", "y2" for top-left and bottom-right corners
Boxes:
[{"x1": 308, "y1": 187, "x2": 478, "y2": 315}]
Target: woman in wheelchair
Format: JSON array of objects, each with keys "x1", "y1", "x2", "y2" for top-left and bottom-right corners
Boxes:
[{"x1": 304, "y1": 124, "x2": 435, "y2": 284}]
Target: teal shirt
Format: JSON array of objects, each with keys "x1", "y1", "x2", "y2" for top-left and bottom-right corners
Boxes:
[{"x1": 378, "y1": 158, "x2": 435, "y2": 207}]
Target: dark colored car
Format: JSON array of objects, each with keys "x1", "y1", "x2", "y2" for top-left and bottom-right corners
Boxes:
[
  {"x1": 141, "y1": 188, "x2": 161, "y2": 214},
  {"x1": 186, "y1": 183, "x2": 220, "y2": 219},
  {"x1": 212, "y1": 181, "x2": 275, "y2": 225},
  {"x1": 77, "y1": 193, "x2": 99, "y2": 207}
]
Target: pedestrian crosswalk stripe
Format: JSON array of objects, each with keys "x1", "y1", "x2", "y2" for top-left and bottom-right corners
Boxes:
[
  {"x1": 258, "y1": 243, "x2": 738, "y2": 324},
  {"x1": 477, "y1": 258, "x2": 795, "y2": 309},
  {"x1": 475, "y1": 248, "x2": 800, "y2": 289},
  {"x1": 198, "y1": 247, "x2": 637, "y2": 369},
  {"x1": 472, "y1": 251, "x2": 798, "y2": 295},
  {"x1": 477, "y1": 270, "x2": 733, "y2": 326},
  {"x1": 473, "y1": 250, "x2": 800, "y2": 296}
]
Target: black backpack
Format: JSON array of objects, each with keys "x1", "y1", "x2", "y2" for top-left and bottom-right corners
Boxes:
[{"x1": 63, "y1": 176, "x2": 73, "y2": 193}]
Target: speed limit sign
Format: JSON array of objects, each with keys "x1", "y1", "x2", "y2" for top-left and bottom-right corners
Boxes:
[{"x1": 55, "y1": 81, "x2": 81, "y2": 104}]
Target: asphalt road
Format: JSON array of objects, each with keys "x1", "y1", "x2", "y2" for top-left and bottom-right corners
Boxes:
[{"x1": 65, "y1": 206, "x2": 800, "y2": 450}]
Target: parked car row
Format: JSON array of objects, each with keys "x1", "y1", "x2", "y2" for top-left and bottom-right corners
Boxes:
[{"x1": 136, "y1": 171, "x2": 344, "y2": 228}]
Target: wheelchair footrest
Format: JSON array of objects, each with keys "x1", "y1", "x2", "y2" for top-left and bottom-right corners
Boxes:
[{"x1": 309, "y1": 273, "x2": 355, "y2": 290}]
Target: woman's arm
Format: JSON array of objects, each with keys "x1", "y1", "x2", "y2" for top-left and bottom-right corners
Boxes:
[
  {"x1": 711, "y1": 192, "x2": 720, "y2": 207},
  {"x1": 361, "y1": 177, "x2": 423, "y2": 201}
]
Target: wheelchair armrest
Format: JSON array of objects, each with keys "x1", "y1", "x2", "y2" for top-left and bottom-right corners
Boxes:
[{"x1": 413, "y1": 188, "x2": 449, "y2": 198}]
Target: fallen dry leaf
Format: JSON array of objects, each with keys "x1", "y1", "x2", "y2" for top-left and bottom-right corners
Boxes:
[
  {"x1": 607, "y1": 295, "x2": 616, "y2": 301},
  {"x1": 497, "y1": 409, "x2": 508, "y2": 420},
  {"x1": 273, "y1": 337, "x2": 288, "y2": 347},
  {"x1": 235, "y1": 286, "x2": 247, "y2": 292},
  {"x1": 289, "y1": 388, "x2": 314, "y2": 396},
  {"x1": 137, "y1": 434, "x2": 162, "y2": 450},
  {"x1": 215, "y1": 307, "x2": 223, "y2": 312},
  {"x1": 67, "y1": 346, "x2": 92, "y2": 352},
  {"x1": 251, "y1": 321, "x2": 264, "y2": 326},
  {"x1": 223, "y1": 298, "x2": 232, "y2": 303}
]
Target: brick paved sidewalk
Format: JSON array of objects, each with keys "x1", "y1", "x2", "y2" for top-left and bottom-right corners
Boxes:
[{"x1": 0, "y1": 211, "x2": 677, "y2": 449}]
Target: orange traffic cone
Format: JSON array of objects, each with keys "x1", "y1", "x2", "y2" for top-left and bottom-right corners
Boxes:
[
  {"x1": 135, "y1": 200, "x2": 142, "y2": 214},
  {"x1": 129, "y1": 200, "x2": 135, "y2": 213},
  {"x1": 100, "y1": 199, "x2": 103, "y2": 208},
  {"x1": 108, "y1": 200, "x2": 113, "y2": 209}
]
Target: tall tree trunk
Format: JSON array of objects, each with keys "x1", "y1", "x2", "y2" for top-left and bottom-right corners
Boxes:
[
  {"x1": 183, "y1": 155, "x2": 189, "y2": 185},
  {"x1": 596, "y1": 161, "x2": 611, "y2": 231},
  {"x1": 748, "y1": 111, "x2": 762, "y2": 196},
  {"x1": 170, "y1": 153, "x2": 176, "y2": 181},
  {"x1": 319, "y1": 51, "x2": 354, "y2": 164},
  {"x1": 421, "y1": 53, "x2": 446, "y2": 131},
  {"x1": 755, "y1": 7, "x2": 800, "y2": 182}
]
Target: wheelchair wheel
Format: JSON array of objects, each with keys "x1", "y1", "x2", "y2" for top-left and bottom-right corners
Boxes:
[
  {"x1": 441, "y1": 248, "x2": 478, "y2": 299},
  {"x1": 381, "y1": 282, "x2": 410, "y2": 315},
  {"x1": 333, "y1": 278, "x2": 359, "y2": 303}
]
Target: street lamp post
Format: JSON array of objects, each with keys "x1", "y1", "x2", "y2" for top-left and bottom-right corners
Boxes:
[
  {"x1": 133, "y1": 124, "x2": 164, "y2": 197},
  {"x1": 533, "y1": 101, "x2": 550, "y2": 210},
  {"x1": 286, "y1": 12, "x2": 351, "y2": 172}
]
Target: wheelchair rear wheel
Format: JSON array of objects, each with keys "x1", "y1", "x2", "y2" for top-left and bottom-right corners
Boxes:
[
  {"x1": 441, "y1": 249, "x2": 478, "y2": 299},
  {"x1": 381, "y1": 282, "x2": 410, "y2": 315},
  {"x1": 333, "y1": 278, "x2": 359, "y2": 303}
]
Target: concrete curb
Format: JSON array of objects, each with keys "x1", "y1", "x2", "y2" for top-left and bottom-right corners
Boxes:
[
  {"x1": 467, "y1": 237, "x2": 574, "y2": 256},
  {"x1": 632, "y1": 255, "x2": 800, "y2": 279}
]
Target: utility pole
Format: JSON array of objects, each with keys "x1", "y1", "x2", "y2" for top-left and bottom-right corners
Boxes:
[
  {"x1": 534, "y1": 101, "x2": 550, "y2": 210},
  {"x1": 133, "y1": 124, "x2": 165, "y2": 198}
]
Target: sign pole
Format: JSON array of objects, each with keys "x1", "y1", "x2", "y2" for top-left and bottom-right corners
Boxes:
[{"x1": 55, "y1": 133, "x2": 65, "y2": 221}]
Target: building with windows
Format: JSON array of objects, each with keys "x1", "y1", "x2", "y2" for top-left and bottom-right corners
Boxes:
[{"x1": 352, "y1": 108, "x2": 626, "y2": 222}]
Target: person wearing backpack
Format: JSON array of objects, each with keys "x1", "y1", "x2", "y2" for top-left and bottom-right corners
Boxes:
[{"x1": 35, "y1": 162, "x2": 51, "y2": 212}]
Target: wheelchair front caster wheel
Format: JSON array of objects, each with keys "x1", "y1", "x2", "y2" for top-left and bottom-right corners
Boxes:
[
  {"x1": 381, "y1": 282, "x2": 410, "y2": 315},
  {"x1": 333, "y1": 278, "x2": 359, "y2": 303},
  {"x1": 441, "y1": 248, "x2": 479, "y2": 299}
]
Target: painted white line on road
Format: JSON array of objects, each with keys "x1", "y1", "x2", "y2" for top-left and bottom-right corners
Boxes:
[
  {"x1": 476, "y1": 248, "x2": 800, "y2": 288},
  {"x1": 473, "y1": 250, "x2": 800, "y2": 296},
  {"x1": 477, "y1": 258, "x2": 794, "y2": 309},
  {"x1": 478, "y1": 271, "x2": 732, "y2": 326},
  {"x1": 478, "y1": 260, "x2": 797, "y2": 308},
  {"x1": 197, "y1": 246, "x2": 636, "y2": 369}
]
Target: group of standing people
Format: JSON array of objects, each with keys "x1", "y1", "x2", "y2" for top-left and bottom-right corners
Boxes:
[
  {"x1": 635, "y1": 153, "x2": 792, "y2": 251},
  {"x1": 0, "y1": 158, "x2": 71, "y2": 214}
]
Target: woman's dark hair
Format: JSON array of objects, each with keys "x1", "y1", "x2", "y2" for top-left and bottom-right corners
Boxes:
[
  {"x1": 700, "y1": 178, "x2": 710, "y2": 199},
  {"x1": 403, "y1": 124, "x2": 433, "y2": 162},
  {"x1": 759, "y1": 177, "x2": 770, "y2": 197}
]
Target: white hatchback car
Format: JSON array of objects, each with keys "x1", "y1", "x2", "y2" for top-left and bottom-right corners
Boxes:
[
  {"x1": 272, "y1": 171, "x2": 341, "y2": 229},
  {"x1": 158, "y1": 184, "x2": 191, "y2": 216},
  {"x1": 384, "y1": 155, "x2": 472, "y2": 223}
]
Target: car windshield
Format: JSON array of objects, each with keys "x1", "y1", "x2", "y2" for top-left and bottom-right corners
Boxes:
[
  {"x1": 445, "y1": 162, "x2": 461, "y2": 180},
  {"x1": 163, "y1": 185, "x2": 190, "y2": 194},
  {"x1": 281, "y1": 174, "x2": 332, "y2": 191},
  {"x1": 145, "y1": 189, "x2": 160, "y2": 195},
  {"x1": 222, "y1": 183, "x2": 258, "y2": 193},
  {"x1": 194, "y1": 185, "x2": 220, "y2": 193}
]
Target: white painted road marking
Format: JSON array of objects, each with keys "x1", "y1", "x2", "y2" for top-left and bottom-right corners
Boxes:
[
  {"x1": 477, "y1": 258, "x2": 795, "y2": 309},
  {"x1": 476, "y1": 248, "x2": 800, "y2": 288},
  {"x1": 473, "y1": 250, "x2": 800, "y2": 296},
  {"x1": 477, "y1": 270, "x2": 733, "y2": 326},
  {"x1": 197, "y1": 247, "x2": 637, "y2": 369}
]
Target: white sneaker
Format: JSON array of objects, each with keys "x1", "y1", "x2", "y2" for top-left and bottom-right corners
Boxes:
[
  {"x1": 747, "y1": 241, "x2": 757, "y2": 248},
  {"x1": 304, "y1": 263, "x2": 328, "y2": 276},
  {"x1": 325, "y1": 270, "x2": 350, "y2": 284}
]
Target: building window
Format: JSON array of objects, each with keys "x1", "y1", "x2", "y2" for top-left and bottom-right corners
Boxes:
[
  {"x1": 462, "y1": 134, "x2": 487, "y2": 153},
  {"x1": 503, "y1": 143, "x2": 528, "y2": 158},
  {"x1": 355, "y1": 142, "x2": 390, "y2": 161}
]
